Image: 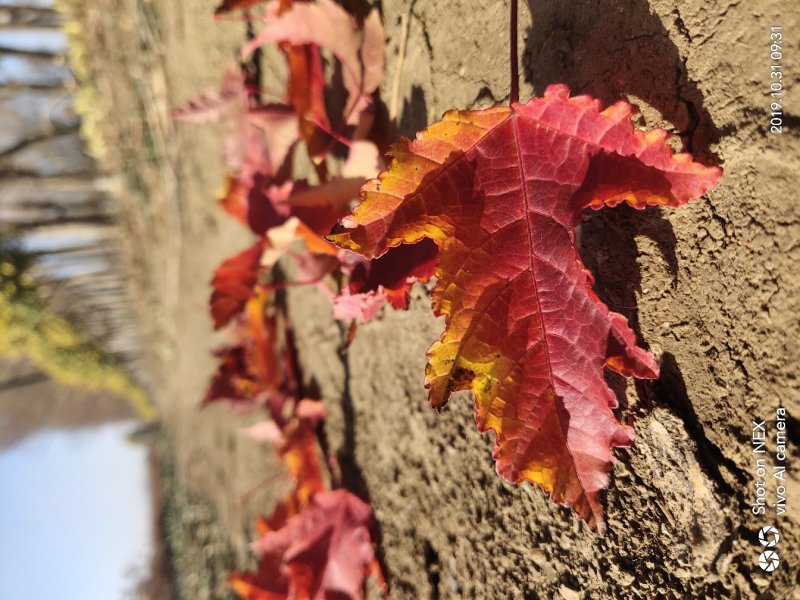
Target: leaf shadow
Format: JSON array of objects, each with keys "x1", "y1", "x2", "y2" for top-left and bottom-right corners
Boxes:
[
  {"x1": 652, "y1": 352, "x2": 746, "y2": 494},
  {"x1": 580, "y1": 204, "x2": 678, "y2": 335},
  {"x1": 581, "y1": 204, "x2": 678, "y2": 412},
  {"x1": 305, "y1": 330, "x2": 392, "y2": 586},
  {"x1": 397, "y1": 84, "x2": 429, "y2": 138},
  {"x1": 522, "y1": 0, "x2": 720, "y2": 412}
]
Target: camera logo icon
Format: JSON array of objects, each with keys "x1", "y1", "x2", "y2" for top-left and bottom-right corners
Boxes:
[
  {"x1": 759, "y1": 550, "x2": 780, "y2": 573},
  {"x1": 758, "y1": 526, "x2": 780, "y2": 548},
  {"x1": 757, "y1": 526, "x2": 780, "y2": 572}
]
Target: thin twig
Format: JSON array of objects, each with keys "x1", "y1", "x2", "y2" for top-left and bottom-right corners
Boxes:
[
  {"x1": 236, "y1": 470, "x2": 283, "y2": 506},
  {"x1": 310, "y1": 115, "x2": 355, "y2": 148},
  {"x1": 389, "y1": 9, "x2": 411, "y2": 121},
  {"x1": 259, "y1": 274, "x2": 328, "y2": 292}
]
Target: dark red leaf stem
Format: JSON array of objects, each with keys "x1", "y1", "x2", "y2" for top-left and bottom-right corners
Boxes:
[{"x1": 510, "y1": 0, "x2": 519, "y2": 104}]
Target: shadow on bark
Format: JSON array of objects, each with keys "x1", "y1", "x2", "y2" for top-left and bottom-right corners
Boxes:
[
  {"x1": 521, "y1": 1, "x2": 743, "y2": 498},
  {"x1": 398, "y1": 84, "x2": 429, "y2": 139},
  {"x1": 653, "y1": 352, "x2": 747, "y2": 493},
  {"x1": 522, "y1": 0, "x2": 720, "y2": 162},
  {"x1": 303, "y1": 323, "x2": 392, "y2": 586},
  {"x1": 520, "y1": 0, "x2": 719, "y2": 344},
  {"x1": 580, "y1": 204, "x2": 678, "y2": 340}
]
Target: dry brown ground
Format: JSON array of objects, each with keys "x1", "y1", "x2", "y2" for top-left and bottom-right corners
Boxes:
[{"x1": 74, "y1": 0, "x2": 799, "y2": 598}]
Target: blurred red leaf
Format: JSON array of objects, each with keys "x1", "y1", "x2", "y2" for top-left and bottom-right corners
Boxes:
[
  {"x1": 245, "y1": 490, "x2": 382, "y2": 600},
  {"x1": 172, "y1": 65, "x2": 246, "y2": 124},
  {"x1": 244, "y1": 0, "x2": 385, "y2": 127},
  {"x1": 346, "y1": 238, "x2": 439, "y2": 310},
  {"x1": 203, "y1": 344, "x2": 262, "y2": 408},
  {"x1": 229, "y1": 502, "x2": 291, "y2": 600},
  {"x1": 332, "y1": 289, "x2": 386, "y2": 324},
  {"x1": 280, "y1": 414, "x2": 326, "y2": 509},
  {"x1": 210, "y1": 240, "x2": 266, "y2": 330},
  {"x1": 204, "y1": 295, "x2": 279, "y2": 408}
]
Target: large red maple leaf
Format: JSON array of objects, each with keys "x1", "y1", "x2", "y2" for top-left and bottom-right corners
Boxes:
[{"x1": 330, "y1": 85, "x2": 722, "y2": 530}]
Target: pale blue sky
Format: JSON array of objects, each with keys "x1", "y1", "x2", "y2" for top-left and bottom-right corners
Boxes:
[{"x1": 0, "y1": 422, "x2": 154, "y2": 600}]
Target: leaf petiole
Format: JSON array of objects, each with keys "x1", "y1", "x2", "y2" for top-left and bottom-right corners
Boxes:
[{"x1": 510, "y1": 0, "x2": 519, "y2": 104}]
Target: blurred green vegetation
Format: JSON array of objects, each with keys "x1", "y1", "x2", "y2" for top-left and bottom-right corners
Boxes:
[
  {"x1": 0, "y1": 242, "x2": 157, "y2": 422},
  {"x1": 58, "y1": 0, "x2": 108, "y2": 161}
]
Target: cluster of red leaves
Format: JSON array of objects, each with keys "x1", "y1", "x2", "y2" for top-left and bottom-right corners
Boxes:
[
  {"x1": 174, "y1": 0, "x2": 404, "y2": 596},
  {"x1": 185, "y1": 0, "x2": 722, "y2": 573}
]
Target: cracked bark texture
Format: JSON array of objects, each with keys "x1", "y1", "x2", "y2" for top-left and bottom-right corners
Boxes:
[{"x1": 284, "y1": 1, "x2": 800, "y2": 598}]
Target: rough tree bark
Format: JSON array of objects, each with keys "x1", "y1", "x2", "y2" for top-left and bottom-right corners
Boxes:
[{"x1": 284, "y1": 1, "x2": 799, "y2": 598}]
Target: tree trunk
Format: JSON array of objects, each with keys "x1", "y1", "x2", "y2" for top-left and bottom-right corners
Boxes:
[{"x1": 284, "y1": 2, "x2": 799, "y2": 597}]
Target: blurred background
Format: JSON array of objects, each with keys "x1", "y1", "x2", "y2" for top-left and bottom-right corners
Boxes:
[
  {"x1": 0, "y1": 0, "x2": 165, "y2": 597},
  {"x1": 0, "y1": 0, "x2": 273, "y2": 598}
]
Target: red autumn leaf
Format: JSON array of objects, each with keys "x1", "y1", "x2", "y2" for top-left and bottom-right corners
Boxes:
[
  {"x1": 205, "y1": 295, "x2": 280, "y2": 407},
  {"x1": 221, "y1": 171, "x2": 363, "y2": 238},
  {"x1": 295, "y1": 397, "x2": 326, "y2": 426},
  {"x1": 268, "y1": 0, "x2": 332, "y2": 166},
  {"x1": 204, "y1": 344, "x2": 264, "y2": 408},
  {"x1": 286, "y1": 178, "x2": 363, "y2": 234},
  {"x1": 329, "y1": 239, "x2": 439, "y2": 325},
  {"x1": 210, "y1": 215, "x2": 341, "y2": 328},
  {"x1": 241, "y1": 419, "x2": 283, "y2": 444},
  {"x1": 242, "y1": 401, "x2": 327, "y2": 510},
  {"x1": 211, "y1": 240, "x2": 266, "y2": 329},
  {"x1": 172, "y1": 66, "x2": 291, "y2": 176},
  {"x1": 245, "y1": 292, "x2": 280, "y2": 388},
  {"x1": 175, "y1": 64, "x2": 300, "y2": 201},
  {"x1": 278, "y1": 410, "x2": 326, "y2": 509},
  {"x1": 330, "y1": 84, "x2": 722, "y2": 531},
  {"x1": 218, "y1": 175, "x2": 252, "y2": 227},
  {"x1": 247, "y1": 490, "x2": 382, "y2": 600},
  {"x1": 219, "y1": 176, "x2": 289, "y2": 237},
  {"x1": 346, "y1": 238, "x2": 439, "y2": 309},
  {"x1": 247, "y1": 105, "x2": 300, "y2": 175},
  {"x1": 171, "y1": 65, "x2": 246, "y2": 124},
  {"x1": 261, "y1": 217, "x2": 338, "y2": 275},
  {"x1": 229, "y1": 560, "x2": 288, "y2": 600},
  {"x1": 230, "y1": 503, "x2": 291, "y2": 600},
  {"x1": 244, "y1": 0, "x2": 385, "y2": 126},
  {"x1": 283, "y1": 42, "x2": 330, "y2": 165},
  {"x1": 332, "y1": 289, "x2": 387, "y2": 324},
  {"x1": 283, "y1": 141, "x2": 383, "y2": 237}
]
